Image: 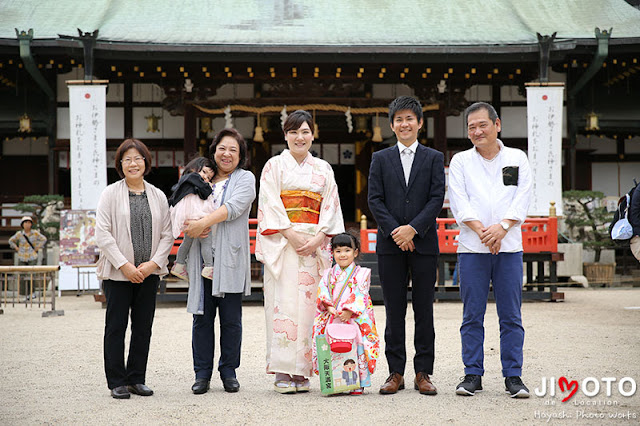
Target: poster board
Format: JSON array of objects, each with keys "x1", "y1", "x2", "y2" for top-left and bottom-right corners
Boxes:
[{"x1": 58, "y1": 210, "x2": 100, "y2": 291}]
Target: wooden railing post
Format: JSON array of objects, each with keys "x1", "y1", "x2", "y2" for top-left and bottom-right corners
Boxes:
[
  {"x1": 549, "y1": 201, "x2": 558, "y2": 251},
  {"x1": 0, "y1": 266, "x2": 63, "y2": 317}
]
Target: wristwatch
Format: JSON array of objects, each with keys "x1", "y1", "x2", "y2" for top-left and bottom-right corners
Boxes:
[{"x1": 500, "y1": 220, "x2": 510, "y2": 231}]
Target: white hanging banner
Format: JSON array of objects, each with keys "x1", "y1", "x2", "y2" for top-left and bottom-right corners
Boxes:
[
  {"x1": 68, "y1": 84, "x2": 107, "y2": 210},
  {"x1": 526, "y1": 85, "x2": 564, "y2": 216}
]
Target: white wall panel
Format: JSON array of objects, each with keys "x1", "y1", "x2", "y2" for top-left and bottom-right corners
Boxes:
[
  {"x1": 592, "y1": 162, "x2": 640, "y2": 197},
  {"x1": 106, "y1": 107, "x2": 124, "y2": 139},
  {"x1": 2, "y1": 137, "x2": 48, "y2": 155},
  {"x1": 446, "y1": 114, "x2": 465, "y2": 138},
  {"x1": 500, "y1": 106, "x2": 527, "y2": 138},
  {"x1": 57, "y1": 107, "x2": 70, "y2": 138},
  {"x1": 133, "y1": 108, "x2": 183, "y2": 139}
]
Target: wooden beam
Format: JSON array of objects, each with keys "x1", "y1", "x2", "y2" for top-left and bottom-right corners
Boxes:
[
  {"x1": 434, "y1": 105, "x2": 447, "y2": 155},
  {"x1": 183, "y1": 103, "x2": 197, "y2": 161},
  {"x1": 124, "y1": 81, "x2": 132, "y2": 138}
]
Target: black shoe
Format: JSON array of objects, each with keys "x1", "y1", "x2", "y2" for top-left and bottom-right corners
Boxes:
[
  {"x1": 127, "y1": 384, "x2": 153, "y2": 396},
  {"x1": 222, "y1": 377, "x2": 240, "y2": 393},
  {"x1": 192, "y1": 378, "x2": 210, "y2": 395},
  {"x1": 456, "y1": 374, "x2": 483, "y2": 396},
  {"x1": 110, "y1": 385, "x2": 131, "y2": 399},
  {"x1": 505, "y1": 376, "x2": 530, "y2": 398}
]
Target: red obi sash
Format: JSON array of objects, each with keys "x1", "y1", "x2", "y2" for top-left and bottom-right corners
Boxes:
[{"x1": 280, "y1": 190, "x2": 322, "y2": 224}]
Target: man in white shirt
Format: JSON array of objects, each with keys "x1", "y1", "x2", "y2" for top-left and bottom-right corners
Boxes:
[{"x1": 448, "y1": 102, "x2": 532, "y2": 398}]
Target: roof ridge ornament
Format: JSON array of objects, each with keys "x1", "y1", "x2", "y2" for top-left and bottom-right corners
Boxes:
[
  {"x1": 536, "y1": 32, "x2": 557, "y2": 83},
  {"x1": 57, "y1": 29, "x2": 99, "y2": 80}
]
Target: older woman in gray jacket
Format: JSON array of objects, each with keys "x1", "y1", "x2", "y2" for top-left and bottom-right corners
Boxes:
[{"x1": 183, "y1": 128, "x2": 256, "y2": 394}]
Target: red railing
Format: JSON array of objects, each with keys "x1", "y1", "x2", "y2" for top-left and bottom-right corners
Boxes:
[
  {"x1": 249, "y1": 218, "x2": 258, "y2": 254},
  {"x1": 360, "y1": 217, "x2": 558, "y2": 254},
  {"x1": 174, "y1": 217, "x2": 558, "y2": 256}
]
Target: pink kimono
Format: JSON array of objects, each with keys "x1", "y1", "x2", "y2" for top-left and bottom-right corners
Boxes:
[
  {"x1": 256, "y1": 150, "x2": 344, "y2": 377},
  {"x1": 312, "y1": 263, "x2": 380, "y2": 380}
]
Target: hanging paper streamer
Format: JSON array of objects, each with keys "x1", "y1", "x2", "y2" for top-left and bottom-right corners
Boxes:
[
  {"x1": 224, "y1": 105, "x2": 234, "y2": 128},
  {"x1": 372, "y1": 112, "x2": 383, "y2": 142},
  {"x1": 280, "y1": 105, "x2": 288, "y2": 128},
  {"x1": 345, "y1": 107, "x2": 353, "y2": 133},
  {"x1": 313, "y1": 109, "x2": 319, "y2": 138},
  {"x1": 253, "y1": 112, "x2": 264, "y2": 142}
]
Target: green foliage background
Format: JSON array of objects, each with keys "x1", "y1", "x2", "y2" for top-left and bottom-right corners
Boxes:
[
  {"x1": 563, "y1": 190, "x2": 614, "y2": 263},
  {"x1": 14, "y1": 195, "x2": 64, "y2": 242}
]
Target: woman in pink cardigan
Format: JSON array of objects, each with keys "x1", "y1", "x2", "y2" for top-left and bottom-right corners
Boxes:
[{"x1": 96, "y1": 139, "x2": 173, "y2": 399}]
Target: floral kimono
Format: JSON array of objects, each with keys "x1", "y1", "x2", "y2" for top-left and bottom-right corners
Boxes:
[
  {"x1": 312, "y1": 263, "x2": 380, "y2": 381},
  {"x1": 256, "y1": 149, "x2": 344, "y2": 377}
]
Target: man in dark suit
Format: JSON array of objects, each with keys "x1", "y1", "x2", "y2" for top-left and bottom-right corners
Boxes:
[{"x1": 368, "y1": 96, "x2": 445, "y2": 395}]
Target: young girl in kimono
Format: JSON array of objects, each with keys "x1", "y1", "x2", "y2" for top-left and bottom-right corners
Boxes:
[
  {"x1": 168, "y1": 157, "x2": 215, "y2": 280},
  {"x1": 312, "y1": 232, "x2": 380, "y2": 395}
]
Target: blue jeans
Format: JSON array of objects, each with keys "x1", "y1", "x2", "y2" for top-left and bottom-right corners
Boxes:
[{"x1": 458, "y1": 252, "x2": 524, "y2": 377}]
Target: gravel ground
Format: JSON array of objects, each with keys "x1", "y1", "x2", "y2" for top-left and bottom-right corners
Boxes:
[{"x1": 1, "y1": 288, "x2": 639, "y2": 425}]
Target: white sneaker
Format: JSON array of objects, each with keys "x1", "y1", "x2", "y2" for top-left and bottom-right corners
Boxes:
[
  {"x1": 201, "y1": 266, "x2": 213, "y2": 280},
  {"x1": 170, "y1": 263, "x2": 188, "y2": 280}
]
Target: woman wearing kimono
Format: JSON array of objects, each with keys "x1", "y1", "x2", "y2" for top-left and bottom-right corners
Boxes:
[{"x1": 256, "y1": 110, "x2": 344, "y2": 393}]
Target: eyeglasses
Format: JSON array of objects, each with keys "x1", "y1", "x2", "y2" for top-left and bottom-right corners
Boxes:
[{"x1": 121, "y1": 156, "x2": 145, "y2": 165}]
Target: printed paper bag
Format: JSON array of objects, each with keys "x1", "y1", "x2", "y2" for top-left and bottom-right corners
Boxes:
[{"x1": 316, "y1": 334, "x2": 360, "y2": 395}]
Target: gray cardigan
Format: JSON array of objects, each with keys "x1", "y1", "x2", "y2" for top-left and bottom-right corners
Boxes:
[{"x1": 186, "y1": 168, "x2": 256, "y2": 314}]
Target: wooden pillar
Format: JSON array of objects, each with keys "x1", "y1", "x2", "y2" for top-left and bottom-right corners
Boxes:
[
  {"x1": 48, "y1": 97, "x2": 56, "y2": 194},
  {"x1": 433, "y1": 105, "x2": 447, "y2": 157},
  {"x1": 492, "y1": 84, "x2": 501, "y2": 118},
  {"x1": 124, "y1": 82, "x2": 133, "y2": 138},
  {"x1": 355, "y1": 140, "x2": 372, "y2": 221},
  {"x1": 184, "y1": 103, "x2": 197, "y2": 161},
  {"x1": 616, "y1": 134, "x2": 625, "y2": 161}
]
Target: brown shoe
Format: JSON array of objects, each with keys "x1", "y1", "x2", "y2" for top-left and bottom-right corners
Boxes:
[
  {"x1": 414, "y1": 372, "x2": 437, "y2": 395},
  {"x1": 379, "y1": 372, "x2": 405, "y2": 394}
]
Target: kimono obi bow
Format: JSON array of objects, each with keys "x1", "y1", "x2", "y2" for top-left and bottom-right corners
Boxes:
[{"x1": 280, "y1": 190, "x2": 322, "y2": 224}]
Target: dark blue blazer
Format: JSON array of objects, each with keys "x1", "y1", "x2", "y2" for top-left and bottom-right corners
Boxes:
[{"x1": 367, "y1": 144, "x2": 445, "y2": 255}]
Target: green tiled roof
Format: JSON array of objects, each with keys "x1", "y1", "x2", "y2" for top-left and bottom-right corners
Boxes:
[{"x1": 1, "y1": 0, "x2": 639, "y2": 48}]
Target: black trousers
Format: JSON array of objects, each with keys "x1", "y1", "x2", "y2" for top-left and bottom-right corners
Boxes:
[
  {"x1": 378, "y1": 253, "x2": 437, "y2": 376},
  {"x1": 103, "y1": 275, "x2": 159, "y2": 389},
  {"x1": 192, "y1": 279, "x2": 242, "y2": 380}
]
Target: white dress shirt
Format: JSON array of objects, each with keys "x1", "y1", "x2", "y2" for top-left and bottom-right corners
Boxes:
[
  {"x1": 397, "y1": 141, "x2": 418, "y2": 185},
  {"x1": 448, "y1": 139, "x2": 532, "y2": 253}
]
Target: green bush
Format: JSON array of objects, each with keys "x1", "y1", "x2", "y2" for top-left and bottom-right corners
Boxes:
[
  {"x1": 14, "y1": 194, "x2": 65, "y2": 242},
  {"x1": 562, "y1": 190, "x2": 614, "y2": 263}
]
